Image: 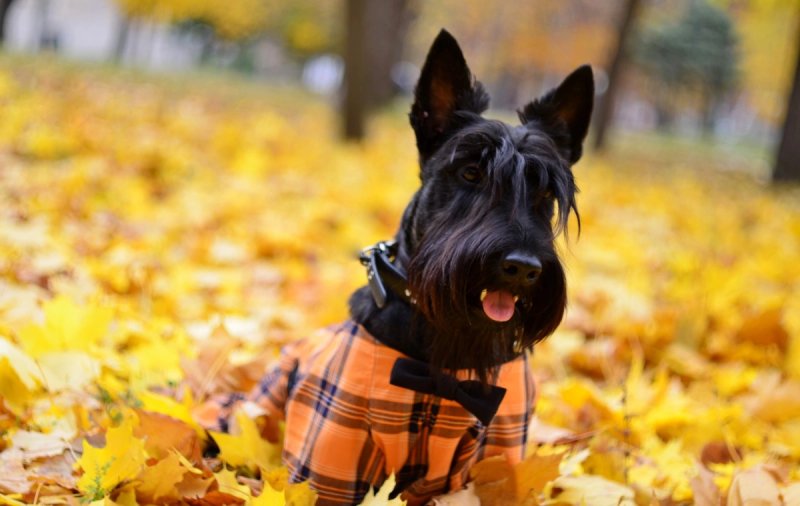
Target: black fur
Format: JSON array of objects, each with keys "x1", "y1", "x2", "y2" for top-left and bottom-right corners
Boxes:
[{"x1": 349, "y1": 29, "x2": 593, "y2": 384}]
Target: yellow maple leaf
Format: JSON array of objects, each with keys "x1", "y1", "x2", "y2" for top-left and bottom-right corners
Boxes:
[
  {"x1": 134, "y1": 451, "x2": 188, "y2": 503},
  {"x1": 250, "y1": 482, "x2": 284, "y2": 506},
  {"x1": 114, "y1": 487, "x2": 137, "y2": 506},
  {"x1": 262, "y1": 466, "x2": 289, "y2": 491},
  {"x1": 285, "y1": 480, "x2": 318, "y2": 506},
  {"x1": 18, "y1": 296, "x2": 112, "y2": 358},
  {"x1": 208, "y1": 409, "x2": 280, "y2": 471},
  {"x1": 76, "y1": 415, "x2": 147, "y2": 500},
  {"x1": 37, "y1": 350, "x2": 100, "y2": 392},
  {"x1": 0, "y1": 337, "x2": 42, "y2": 414},
  {"x1": 213, "y1": 468, "x2": 252, "y2": 501}
]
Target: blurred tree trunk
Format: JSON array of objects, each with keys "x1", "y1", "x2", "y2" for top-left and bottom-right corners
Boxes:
[
  {"x1": 342, "y1": 0, "x2": 411, "y2": 140},
  {"x1": 113, "y1": 15, "x2": 131, "y2": 62},
  {"x1": 0, "y1": 0, "x2": 17, "y2": 45},
  {"x1": 34, "y1": 0, "x2": 54, "y2": 50},
  {"x1": 773, "y1": 23, "x2": 800, "y2": 182},
  {"x1": 593, "y1": 0, "x2": 641, "y2": 151}
]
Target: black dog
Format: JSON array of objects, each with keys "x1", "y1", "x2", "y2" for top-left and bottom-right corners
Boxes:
[
  {"x1": 352, "y1": 31, "x2": 592, "y2": 385},
  {"x1": 204, "y1": 29, "x2": 593, "y2": 505}
]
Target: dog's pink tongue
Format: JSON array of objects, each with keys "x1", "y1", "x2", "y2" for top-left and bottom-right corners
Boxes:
[{"x1": 482, "y1": 290, "x2": 516, "y2": 322}]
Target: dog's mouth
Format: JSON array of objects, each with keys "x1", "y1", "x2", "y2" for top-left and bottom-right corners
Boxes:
[{"x1": 479, "y1": 288, "x2": 520, "y2": 322}]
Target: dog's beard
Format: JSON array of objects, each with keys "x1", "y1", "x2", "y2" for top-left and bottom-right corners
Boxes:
[{"x1": 407, "y1": 236, "x2": 567, "y2": 384}]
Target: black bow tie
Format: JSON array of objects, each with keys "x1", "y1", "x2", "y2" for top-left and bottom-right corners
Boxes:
[{"x1": 389, "y1": 358, "x2": 507, "y2": 425}]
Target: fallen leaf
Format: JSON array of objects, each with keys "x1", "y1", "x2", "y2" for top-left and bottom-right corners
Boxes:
[
  {"x1": 469, "y1": 455, "x2": 516, "y2": 506},
  {"x1": 211, "y1": 468, "x2": 250, "y2": 502},
  {"x1": 0, "y1": 337, "x2": 42, "y2": 414},
  {"x1": 175, "y1": 473, "x2": 214, "y2": 500},
  {"x1": 187, "y1": 489, "x2": 246, "y2": 506},
  {"x1": 208, "y1": 409, "x2": 280, "y2": 471},
  {"x1": 515, "y1": 450, "x2": 565, "y2": 498},
  {"x1": 744, "y1": 379, "x2": 800, "y2": 424},
  {"x1": 134, "y1": 409, "x2": 202, "y2": 461},
  {"x1": 736, "y1": 307, "x2": 789, "y2": 352},
  {"x1": 250, "y1": 482, "x2": 283, "y2": 506},
  {"x1": 76, "y1": 415, "x2": 147, "y2": 499},
  {"x1": 700, "y1": 441, "x2": 743, "y2": 467},
  {"x1": 134, "y1": 452, "x2": 189, "y2": 503},
  {"x1": 284, "y1": 480, "x2": 318, "y2": 506},
  {"x1": 37, "y1": 351, "x2": 100, "y2": 392},
  {"x1": 27, "y1": 451, "x2": 78, "y2": 490},
  {"x1": 548, "y1": 475, "x2": 635, "y2": 506},
  {"x1": 10, "y1": 430, "x2": 70, "y2": 461},
  {"x1": 782, "y1": 483, "x2": 800, "y2": 505},
  {"x1": 726, "y1": 465, "x2": 781, "y2": 506},
  {"x1": 18, "y1": 296, "x2": 112, "y2": 358},
  {"x1": 690, "y1": 465, "x2": 722, "y2": 506},
  {"x1": 0, "y1": 449, "x2": 31, "y2": 494},
  {"x1": 137, "y1": 389, "x2": 205, "y2": 439}
]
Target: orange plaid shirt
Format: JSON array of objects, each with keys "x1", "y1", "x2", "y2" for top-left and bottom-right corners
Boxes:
[{"x1": 197, "y1": 321, "x2": 535, "y2": 505}]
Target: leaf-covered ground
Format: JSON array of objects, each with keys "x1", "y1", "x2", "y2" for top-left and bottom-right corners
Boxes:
[{"x1": 0, "y1": 58, "x2": 799, "y2": 505}]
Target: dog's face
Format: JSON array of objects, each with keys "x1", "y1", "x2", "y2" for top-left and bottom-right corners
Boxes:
[{"x1": 401, "y1": 30, "x2": 593, "y2": 381}]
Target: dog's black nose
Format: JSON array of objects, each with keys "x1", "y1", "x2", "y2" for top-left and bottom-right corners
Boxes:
[{"x1": 501, "y1": 251, "x2": 542, "y2": 285}]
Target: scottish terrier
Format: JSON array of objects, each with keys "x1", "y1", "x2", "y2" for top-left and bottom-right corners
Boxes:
[{"x1": 201, "y1": 29, "x2": 593, "y2": 505}]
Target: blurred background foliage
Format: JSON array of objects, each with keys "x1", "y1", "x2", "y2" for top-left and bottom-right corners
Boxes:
[
  {"x1": 1, "y1": 1, "x2": 800, "y2": 503},
  {"x1": 0, "y1": 0, "x2": 798, "y2": 179}
]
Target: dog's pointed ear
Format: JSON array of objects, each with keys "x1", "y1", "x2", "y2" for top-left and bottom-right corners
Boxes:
[
  {"x1": 518, "y1": 65, "x2": 594, "y2": 164},
  {"x1": 410, "y1": 29, "x2": 489, "y2": 160}
]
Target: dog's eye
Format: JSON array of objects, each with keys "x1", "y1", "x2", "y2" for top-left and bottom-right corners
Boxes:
[{"x1": 461, "y1": 166, "x2": 483, "y2": 184}]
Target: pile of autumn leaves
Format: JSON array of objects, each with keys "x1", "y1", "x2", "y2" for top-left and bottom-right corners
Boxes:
[{"x1": 0, "y1": 59, "x2": 799, "y2": 505}]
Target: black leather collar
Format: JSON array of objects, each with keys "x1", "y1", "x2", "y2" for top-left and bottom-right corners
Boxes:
[
  {"x1": 359, "y1": 240, "x2": 509, "y2": 425},
  {"x1": 359, "y1": 240, "x2": 415, "y2": 308}
]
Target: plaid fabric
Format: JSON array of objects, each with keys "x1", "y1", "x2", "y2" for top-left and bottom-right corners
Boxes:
[{"x1": 195, "y1": 321, "x2": 536, "y2": 505}]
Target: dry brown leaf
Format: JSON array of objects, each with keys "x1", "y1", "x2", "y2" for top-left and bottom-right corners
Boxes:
[
  {"x1": 744, "y1": 379, "x2": 800, "y2": 424},
  {"x1": 181, "y1": 326, "x2": 271, "y2": 398},
  {"x1": 470, "y1": 454, "x2": 517, "y2": 505},
  {"x1": 700, "y1": 441, "x2": 743, "y2": 467},
  {"x1": 185, "y1": 490, "x2": 246, "y2": 506},
  {"x1": 515, "y1": 450, "x2": 564, "y2": 499},
  {"x1": 726, "y1": 466, "x2": 781, "y2": 506},
  {"x1": 470, "y1": 454, "x2": 515, "y2": 485},
  {"x1": 781, "y1": 483, "x2": 800, "y2": 505},
  {"x1": 691, "y1": 465, "x2": 722, "y2": 506},
  {"x1": 175, "y1": 474, "x2": 215, "y2": 500},
  {"x1": 736, "y1": 307, "x2": 789, "y2": 352},
  {"x1": 27, "y1": 451, "x2": 78, "y2": 490},
  {"x1": 10, "y1": 431, "x2": 70, "y2": 461},
  {"x1": 0, "y1": 449, "x2": 31, "y2": 494},
  {"x1": 134, "y1": 409, "x2": 202, "y2": 462},
  {"x1": 548, "y1": 475, "x2": 635, "y2": 506}
]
